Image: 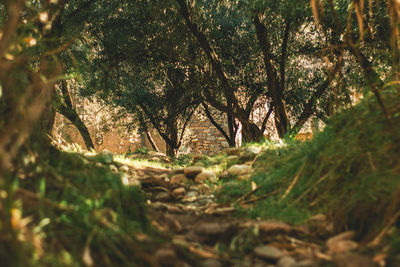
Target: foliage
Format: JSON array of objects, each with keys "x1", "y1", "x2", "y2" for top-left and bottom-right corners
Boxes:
[
  {"x1": 133, "y1": 146, "x2": 149, "y2": 155},
  {"x1": 3, "y1": 149, "x2": 151, "y2": 266}
]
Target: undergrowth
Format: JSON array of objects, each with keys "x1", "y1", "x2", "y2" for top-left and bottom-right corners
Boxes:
[
  {"x1": 1, "y1": 149, "x2": 154, "y2": 267},
  {"x1": 217, "y1": 92, "x2": 400, "y2": 239}
]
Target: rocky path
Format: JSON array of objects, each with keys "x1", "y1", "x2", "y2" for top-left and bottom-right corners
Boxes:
[{"x1": 119, "y1": 162, "x2": 378, "y2": 267}]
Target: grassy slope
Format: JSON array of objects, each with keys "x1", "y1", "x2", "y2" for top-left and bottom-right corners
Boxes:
[{"x1": 218, "y1": 92, "x2": 400, "y2": 243}]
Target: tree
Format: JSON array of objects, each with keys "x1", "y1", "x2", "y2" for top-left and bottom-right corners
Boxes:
[{"x1": 72, "y1": 0, "x2": 202, "y2": 157}]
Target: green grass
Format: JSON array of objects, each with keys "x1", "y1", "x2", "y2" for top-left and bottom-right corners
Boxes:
[
  {"x1": 216, "y1": 92, "x2": 400, "y2": 237},
  {"x1": 4, "y1": 148, "x2": 153, "y2": 267}
]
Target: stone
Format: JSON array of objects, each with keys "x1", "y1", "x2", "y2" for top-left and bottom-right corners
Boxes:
[
  {"x1": 192, "y1": 153, "x2": 204, "y2": 160},
  {"x1": 326, "y1": 231, "x2": 358, "y2": 254},
  {"x1": 119, "y1": 165, "x2": 130, "y2": 172},
  {"x1": 296, "y1": 259, "x2": 319, "y2": 267},
  {"x1": 219, "y1": 170, "x2": 229, "y2": 179},
  {"x1": 154, "y1": 192, "x2": 171, "y2": 202},
  {"x1": 221, "y1": 142, "x2": 229, "y2": 147},
  {"x1": 128, "y1": 178, "x2": 141, "y2": 187},
  {"x1": 227, "y1": 164, "x2": 252, "y2": 176},
  {"x1": 182, "y1": 195, "x2": 197, "y2": 202},
  {"x1": 197, "y1": 183, "x2": 211, "y2": 194},
  {"x1": 98, "y1": 150, "x2": 113, "y2": 164},
  {"x1": 332, "y1": 254, "x2": 377, "y2": 267},
  {"x1": 154, "y1": 248, "x2": 176, "y2": 266},
  {"x1": 328, "y1": 240, "x2": 358, "y2": 254},
  {"x1": 184, "y1": 166, "x2": 205, "y2": 179},
  {"x1": 237, "y1": 174, "x2": 251, "y2": 180},
  {"x1": 201, "y1": 259, "x2": 222, "y2": 267},
  {"x1": 226, "y1": 147, "x2": 240, "y2": 155},
  {"x1": 226, "y1": 155, "x2": 240, "y2": 162},
  {"x1": 253, "y1": 245, "x2": 284, "y2": 262},
  {"x1": 170, "y1": 174, "x2": 188, "y2": 185},
  {"x1": 186, "y1": 191, "x2": 198, "y2": 198},
  {"x1": 277, "y1": 256, "x2": 297, "y2": 267},
  {"x1": 120, "y1": 173, "x2": 129, "y2": 186},
  {"x1": 171, "y1": 187, "x2": 186, "y2": 199},
  {"x1": 239, "y1": 146, "x2": 262, "y2": 161},
  {"x1": 195, "y1": 171, "x2": 216, "y2": 183},
  {"x1": 308, "y1": 213, "x2": 334, "y2": 236},
  {"x1": 109, "y1": 164, "x2": 118, "y2": 173},
  {"x1": 195, "y1": 222, "x2": 233, "y2": 236},
  {"x1": 170, "y1": 168, "x2": 184, "y2": 175}
]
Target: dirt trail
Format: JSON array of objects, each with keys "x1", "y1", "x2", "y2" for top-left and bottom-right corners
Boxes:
[{"x1": 126, "y1": 165, "x2": 378, "y2": 267}]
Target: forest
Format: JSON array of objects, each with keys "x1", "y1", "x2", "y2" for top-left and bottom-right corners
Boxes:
[{"x1": 0, "y1": 0, "x2": 400, "y2": 266}]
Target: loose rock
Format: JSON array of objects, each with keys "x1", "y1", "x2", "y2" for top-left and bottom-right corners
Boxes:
[
  {"x1": 326, "y1": 231, "x2": 358, "y2": 254},
  {"x1": 170, "y1": 168, "x2": 185, "y2": 175},
  {"x1": 109, "y1": 164, "x2": 118, "y2": 173},
  {"x1": 170, "y1": 174, "x2": 188, "y2": 185},
  {"x1": 333, "y1": 253, "x2": 377, "y2": 267},
  {"x1": 227, "y1": 164, "x2": 252, "y2": 176},
  {"x1": 171, "y1": 187, "x2": 186, "y2": 199},
  {"x1": 195, "y1": 170, "x2": 216, "y2": 183},
  {"x1": 119, "y1": 165, "x2": 130, "y2": 172},
  {"x1": 239, "y1": 146, "x2": 262, "y2": 161},
  {"x1": 253, "y1": 245, "x2": 284, "y2": 262},
  {"x1": 225, "y1": 155, "x2": 240, "y2": 162},
  {"x1": 154, "y1": 192, "x2": 171, "y2": 202},
  {"x1": 226, "y1": 147, "x2": 240, "y2": 155},
  {"x1": 277, "y1": 256, "x2": 297, "y2": 267},
  {"x1": 184, "y1": 166, "x2": 205, "y2": 179},
  {"x1": 154, "y1": 248, "x2": 177, "y2": 266},
  {"x1": 200, "y1": 259, "x2": 222, "y2": 267}
]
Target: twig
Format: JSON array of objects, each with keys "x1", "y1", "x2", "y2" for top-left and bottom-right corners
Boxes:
[
  {"x1": 235, "y1": 187, "x2": 259, "y2": 203},
  {"x1": 291, "y1": 173, "x2": 329, "y2": 205},
  {"x1": 367, "y1": 152, "x2": 377, "y2": 171},
  {"x1": 240, "y1": 190, "x2": 279, "y2": 204},
  {"x1": 368, "y1": 209, "x2": 400, "y2": 247},
  {"x1": 281, "y1": 163, "x2": 306, "y2": 201}
]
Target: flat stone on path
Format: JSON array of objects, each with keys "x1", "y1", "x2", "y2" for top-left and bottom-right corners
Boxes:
[
  {"x1": 239, "y1": 146, "x2": 262, "y2": 161},
  {"x1": 227, "y1": 164, "x2": 251, "y2": 176},
  {"x1": 253, "y1": 245, "x2": 284, "y2": 262},
  {"x1": 184, "y1": 166, "x2": 205, "y2": 178},
  {"x1": 277, "y1": 256, "x2": 297, "y2": 267},
  {"x1": 171, "y1": 187, "x2": 186, "y2": 199},
  {"x1": 170, "y1": 174, "x2": 188, "y2": 184},
  {"x1": 276, "y1": 256, "x2": 297, "y2": 267},
  {"x1": 195, "y1": 222, "x2": 233, "y2": 236},
  {"x1": 154, "y1": 248, "x2": 177, "y2": 266},
  {"x1": 154, "y1": 192, "x2": 171, "y2": 202},
  {"x1": 170, "y1": 168, "x2": 184, "y2": 175},
  {"x1": 332, "y1": 253, "x2": 378, "y2": 267},
  {"x1": 226, "y1": 147, "x2": 240, "y2": 155},
  {"x1": 195, "y1": 170, "x2": 216, "y2": 183}
]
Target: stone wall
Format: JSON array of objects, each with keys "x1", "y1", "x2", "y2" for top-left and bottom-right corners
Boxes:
[
  {"x1": 53, "y1": 98, "x2": 320, "y2": 155},
  {"x1": 184, "y1": 107, "x2": 230, "y2": 154}
]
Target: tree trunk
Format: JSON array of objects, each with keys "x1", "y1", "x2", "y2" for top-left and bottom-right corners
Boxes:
[
  {"x1": 57, "y1": 104, "x2": 94, "y2": 150},
  {"x1": 145, "y1": 130, "x2": 160, "y2": 152},
  {"x1": 165, "y1": 122, "x2": 179, "y2": 158},
  {"x1": 253, "y1": 14, "x2": 290, "y2": 138},
  {"x1": 241, "y1": 121, "x2": 264, "y2": 143},
  {"x1": 227, "y1": 114, "x2": 237, "y2": 147}
]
